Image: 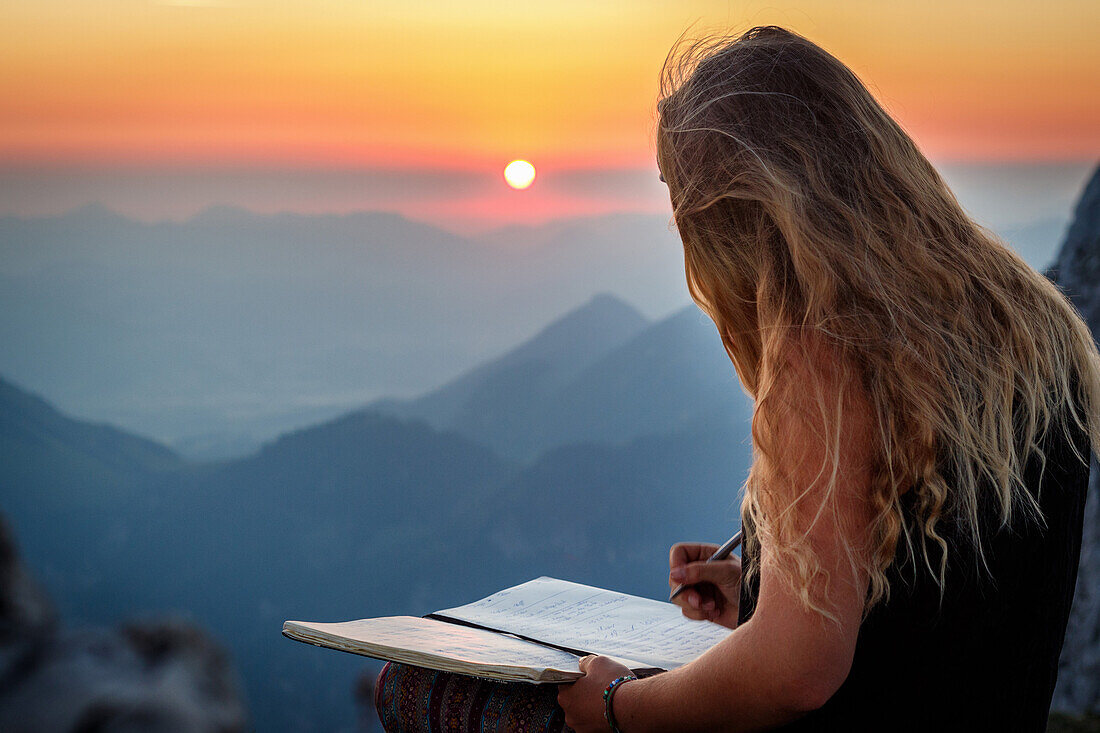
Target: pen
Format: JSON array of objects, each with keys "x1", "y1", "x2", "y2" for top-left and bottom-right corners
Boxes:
[{"x1": 668, "y1": 530, "x2": 743, "y2": 602}]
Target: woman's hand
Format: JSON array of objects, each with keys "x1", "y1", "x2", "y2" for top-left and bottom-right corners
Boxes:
[
  {"x1": 556, "y1": 655, "x2": 633, "y2": 733},
  {"x1": 669, "y1": 541, "x2": 742, "y2": 629}
]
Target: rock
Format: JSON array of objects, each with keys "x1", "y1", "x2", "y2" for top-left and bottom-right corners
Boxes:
[
  {"x1": 1051, "y1": 162, "x2": 1100, "y2": 717},
  {"x1": 1049, "y1": 166, "x2": 1100, "y2": 326},
  {"x1": 0, "y1": 515, "x2": 248, "y2": 732},
  {"x1": 0, "y1": 514, "x2": 56, "y2": 645}
]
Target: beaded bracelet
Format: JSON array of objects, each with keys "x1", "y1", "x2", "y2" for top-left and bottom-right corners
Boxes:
[{"x1": 602, "y1": 674, "x2": 637, "y2": 733}]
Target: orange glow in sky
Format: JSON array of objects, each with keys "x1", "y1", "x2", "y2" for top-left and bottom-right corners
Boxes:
[{"x1": 1, "y1": 1, "x2": 1097, "y2": 227}]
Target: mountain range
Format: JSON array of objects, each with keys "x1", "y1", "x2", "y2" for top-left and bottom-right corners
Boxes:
[
  {"x1": 0, "y1": 195, "x2": 1071, "y2": 462},
  {"x1": 374, "y1": 293, "x2": 752, "y2": 460},
  {"x1": 0, "y1": 292, "x2": 754, "y2": 732},
  {"x1": 0, "y1": 206, "x2": 689, "y2": 456}
]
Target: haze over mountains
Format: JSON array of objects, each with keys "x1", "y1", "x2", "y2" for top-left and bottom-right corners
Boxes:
[
  {"x1": 0, "y1": 293, "x2": 755, "y2": 731},
  {"x1": 0, "y1": 186, "x2": 1073, "y2": 462},
  {"x1": 374, "y1": 295, "x2": 751, "y2": 460},
  {"x1": 0, "y1": 206, "x2": 689, "y2": 458}
]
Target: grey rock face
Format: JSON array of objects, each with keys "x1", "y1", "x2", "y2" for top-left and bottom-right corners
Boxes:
[
  {"x1": 0, "y1": 517, "x2": 248, "y2": 732},
  {"x1": 1050, "y1": 165, "x2": 1100, "y2": 327},
  {"x1": 0, "y1": 515, "x2": 56, "y2": 645},
  {"x1": 1051, "y1": 162, "x2": 1100, "y2": 716}
]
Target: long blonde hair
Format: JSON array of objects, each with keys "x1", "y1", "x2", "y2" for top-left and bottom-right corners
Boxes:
[{"x1": 655, "y1": 25, "x2": 1100, "y2": 616}]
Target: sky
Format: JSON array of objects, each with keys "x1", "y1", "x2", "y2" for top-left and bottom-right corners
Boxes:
[{"x1": 1, "y1": 0, "x2": 1097, "y2": 232}]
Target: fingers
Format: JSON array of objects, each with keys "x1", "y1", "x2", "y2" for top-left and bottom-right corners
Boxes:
[
  {"x1": 669, "y1": 542, "x2": 720, "y2": 569},
  {"x1": 669, "y1": 560, "x2": 739, "y2": 622},
  {"x1": 676, "y1": 601, "x2": 710, "y2": 621},
  {"x1": 557, "y1": 657, "x2": 595, "y2": 704},
  {"x1": 669, "y1": 558, "x2": 739, "y2": 588},
  {"x1": 669, "y1": 543, "x2": 724, "y2": 595},
  {"x1": 671, "y1": 585, "x2": 721, "y2": 620},
  {"x1": 559, "y1": 655, "x2": 634, "y2": 728}
]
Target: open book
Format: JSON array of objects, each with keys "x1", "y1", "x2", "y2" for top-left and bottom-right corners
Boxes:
[{"x1": 283, "y1": 576, "x2": 733, "y2": 683}]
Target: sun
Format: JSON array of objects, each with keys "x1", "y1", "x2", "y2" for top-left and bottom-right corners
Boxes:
[{"x1": 504, "y1": 160, "x2": 536, "y2": 190}]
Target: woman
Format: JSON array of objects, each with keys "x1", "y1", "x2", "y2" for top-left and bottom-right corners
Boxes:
[
  {"x1": 376, "y1": 25, "x2": 1099, "y2": 732},
  {"x1": 556, "y1": 25, "x2": 1099, "y2": 732}
]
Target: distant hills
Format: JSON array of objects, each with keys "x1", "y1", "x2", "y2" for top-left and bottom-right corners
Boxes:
[
  {"x1": 0, "y1": 291, "x2": 753, "y2": 732},
  {"x1": 0, "y1": 206, "x2": 689, "y2": 456},
  {"x1": 0, "y1": 376, "x2": 181, "y2": 511},
  {"x1": 0, "y1": 191, "x2": 1076, "y2": 460},
  {"x1": 376, "y1": 294, "x2": 751, "y2": 460},
  {"x1": 373, "y1": 293, "x2": 651, "y2": 450}
]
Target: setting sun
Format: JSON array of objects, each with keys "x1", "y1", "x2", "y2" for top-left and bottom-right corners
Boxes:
[{"x1": 504, "y1": 160, "x2": 536, "y2": 190}]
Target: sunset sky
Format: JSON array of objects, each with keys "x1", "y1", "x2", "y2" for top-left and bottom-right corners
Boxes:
[{"x1": 1, "y1": 0, "x2": 1097, "y2": 231}]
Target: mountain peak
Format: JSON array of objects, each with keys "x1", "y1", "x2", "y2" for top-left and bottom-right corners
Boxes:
[
  {"x1": 559, "y1": 292, "x2": 645, "y2": 325},
  {"x1": 582, "y1": 291, "x2": 637, "y2": 311},
  {"x1": 372, "y1": 292, "x2": 651, "y2": 443},
  {"x1": 507, "y1": 294, "x2": 648, "y2": 365}
]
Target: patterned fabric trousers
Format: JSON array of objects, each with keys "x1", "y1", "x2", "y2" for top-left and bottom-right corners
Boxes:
[{"x1": 374, "y1": 662, "x2": 571, "y2": 732}]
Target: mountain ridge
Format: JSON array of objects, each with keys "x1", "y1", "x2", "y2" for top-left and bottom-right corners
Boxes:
[
  {"x1": 371, "y1": 292, "x2": 652, "y2": 455},
  {"x1": 0, "y1": 375, "x2": 183, "y2": 510},
  {"x1": 0, "y1": 205, "x2": 689, "y2": 453}
]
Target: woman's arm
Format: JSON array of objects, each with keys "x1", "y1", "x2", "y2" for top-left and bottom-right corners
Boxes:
[
  {"x1": 558, "y1": 337, "x2": 876, "y2": 732},
  {"x1": 614, "y1": 506, "x2": 871, "y2": 731}
]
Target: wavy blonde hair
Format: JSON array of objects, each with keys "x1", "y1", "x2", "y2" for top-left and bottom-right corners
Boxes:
[{"x1": 655, "y1": 25, "x2": 1100, "y2": 617}]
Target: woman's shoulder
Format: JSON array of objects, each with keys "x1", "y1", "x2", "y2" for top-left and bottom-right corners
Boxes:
[{"x1": 763, "y1": 329, "x2": 877, "y2": 460}]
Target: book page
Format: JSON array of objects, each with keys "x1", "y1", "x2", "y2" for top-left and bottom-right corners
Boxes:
[
  {"x1": 283, "y1": 616, "x2": 588, "y2": 683},
  {"x1": 432, "y1": 577, "x2": 733, "y2": 671}
]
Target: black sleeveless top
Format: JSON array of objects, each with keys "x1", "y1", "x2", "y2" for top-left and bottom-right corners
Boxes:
[{"x1": 737, "y1": 400, "x2": 1091, "y2": 732}]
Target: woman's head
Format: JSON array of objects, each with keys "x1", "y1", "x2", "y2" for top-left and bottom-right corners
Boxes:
[
  {"x1": 656, "y1": 25, "x2": 957, "y2": 394},
  {"x1": 656, "y1": 25, "x2": 1100, "y2": 617}
]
